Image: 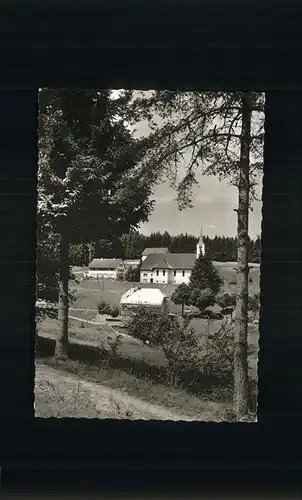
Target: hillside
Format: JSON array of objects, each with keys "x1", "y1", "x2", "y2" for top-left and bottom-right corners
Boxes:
[{"x1": 35, "y1": 362, "x2": 204, "y2": 420}]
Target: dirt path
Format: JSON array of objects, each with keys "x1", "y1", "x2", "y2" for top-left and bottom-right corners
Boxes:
[{"x1": 35, "y1": 363, "x2": 194, "y2": 421}]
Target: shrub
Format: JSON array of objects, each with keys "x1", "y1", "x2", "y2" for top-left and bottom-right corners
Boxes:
[
  {"x1": 107, "y1": 334, "x2": 123, "y2": 358},
  {"x1": 199, "y1": 321, "x2": 234, "y2": 381},
  {"x1": 127, "y1": 307, "x2": 203, "y2": 387},
  {"x1": 98, "y1": 301, "x2": 111, "y2": 315},
  {"x1": 98, "y1": 302, "x2": 119, "y2": 317},
  {"x1": 248, "y1": 293, "x2": 260, "y2": 315},
  {"x1": 111, "y1": 306, "x2": 120, "y2": 318}
]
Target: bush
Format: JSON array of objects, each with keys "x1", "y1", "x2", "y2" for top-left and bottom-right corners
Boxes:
[
  {"x1": 127, "y1": 307, "x2": 203, "y2": 387},
  {"x1": 111, "y1": 306, "x2": 120, "y2": 318},
  {"x1": 199, "y1": 321, "x2": 234, "y2": 381},
  {"x1": 107, "y1": 333, "x2": 123, "y2": 357},
  {"x1": 248, "y1": 293, "x2": 260, "y2": 314},
  {"x1": 98, "y1": 301, "x2": 120, "y2": 318},
  {"x1": 98, "y1": 301, "x2": 112, "y2": 315}
]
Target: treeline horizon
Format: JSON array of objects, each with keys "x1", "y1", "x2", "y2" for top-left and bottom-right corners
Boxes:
[{"x1": 70, "y1": 230, "x2": 261, "y2": 266}]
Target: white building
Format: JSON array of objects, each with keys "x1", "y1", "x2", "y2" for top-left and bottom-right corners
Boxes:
[
  {"x1": 196, "y1": 229, "x2": 205, "y2": 259},
  {"x1": 141, "y1": 247, "x2": 169, "y2": 262},
  {"x1": 86, "y1": 258, "x2": 124, "y2": 279},
  {"x1": 120, "y1": 287, "x2": 169, "y2": 321},
  {"x1": 140, "y1": 230, "x2": 205, "y2": 284}
]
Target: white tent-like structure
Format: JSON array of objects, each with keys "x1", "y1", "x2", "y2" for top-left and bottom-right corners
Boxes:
[{"x1": 120, "y1": 287, "x2": 169, "y2": 321}]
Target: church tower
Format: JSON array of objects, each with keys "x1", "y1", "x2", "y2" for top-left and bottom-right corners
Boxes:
[{"x1": 196, "y1": 228, "x2": 205, "y2": 258}]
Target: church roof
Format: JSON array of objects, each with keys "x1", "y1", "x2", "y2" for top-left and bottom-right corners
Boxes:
[
  {"x1": 140, "y1": 253, "x2": 196, "y2": 270},
  {"x1": 142, "y1": 247, "x2": 169, "y2": 256}
]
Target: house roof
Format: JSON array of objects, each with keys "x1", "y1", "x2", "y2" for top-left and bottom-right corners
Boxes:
[
  {"x1": 142, "y1": 247, "x2": 169, "y2": 256},
  {"x1": 120, "y1": 287, "x2": 166, "y2": 306},
  {"x1": 89, "y1": 258, "x2": 122, "y2": 270},
  {"x1": 123, "y1": 259, "x2": 141, "y2": 266},
  {"x1": 140, "y1": 253, "x2": 196, "y2": 270}
]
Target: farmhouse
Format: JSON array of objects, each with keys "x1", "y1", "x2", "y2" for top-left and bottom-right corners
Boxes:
[
  {"x1": 140, "y1": 231, "x2": 205, "y2": 284},
  {"x1": 86, "y1": 258, "x2": 124, "y2": 279},
  {"x1": 141, "y1": 247, "x2": 169, "y2": 262},
  {"x1": 120, "y1": 287, "x2": 169, "y2": 321}
]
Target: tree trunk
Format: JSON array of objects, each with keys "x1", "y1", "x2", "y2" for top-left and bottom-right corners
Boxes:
[
  {"x1": 205, "y1": 317, "x2": 210, "y2": 350},
  {"x1": 233, "y1": 92, "x2": 252, "y2": 418},
  {"x1": 55, "y1": 228, "x2": 69, "y2": 359},
  {"x1": 88, "y1": 242, "x2": 95, "y2": 264}
]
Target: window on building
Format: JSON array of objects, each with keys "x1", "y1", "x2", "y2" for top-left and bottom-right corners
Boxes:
[
  {"x1": 163, "y1": 270, "x2": 165, "y2": 276},
  {"x1": 174, "y1": 270, "x2": 176, "y2": 276},
  {"x1": 156, "y1": 270, "x2": 159, "y2": 276},
  {"x1": 143, "y1": 273, "x2": 147, "y2": 277},
  {"x1": 182, "y1": 270, "x2": 185, "y2": 277}
]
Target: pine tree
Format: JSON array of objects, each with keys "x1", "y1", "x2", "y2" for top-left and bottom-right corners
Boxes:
[{"x1": 189, "y1": 254, "x2": 223, "y2": 295}]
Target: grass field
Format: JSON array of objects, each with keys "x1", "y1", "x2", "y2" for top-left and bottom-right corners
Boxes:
[{"x1": 70, "y1": 262, "x2": 260, "y2": 314}]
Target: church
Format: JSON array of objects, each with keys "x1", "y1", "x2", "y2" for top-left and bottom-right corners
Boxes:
[{"x1": 140, "y1": 230, "x2": 205, "y2": 285}]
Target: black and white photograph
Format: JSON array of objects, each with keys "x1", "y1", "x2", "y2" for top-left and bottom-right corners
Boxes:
[{"x1": 35, "y1": 89, "x2": 264, "y2": 421}]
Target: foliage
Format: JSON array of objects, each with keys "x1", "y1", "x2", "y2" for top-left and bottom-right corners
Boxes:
[
  {"x1": 68, "y1": 231, "x2": 261, "y2": 264},
  {"x1": 201, "y1": 321, "x2": 234, "y2": 380},
  {"x1": 201, "y1": 320, "x2": 256, "y2": 381},
  {"x1": 126, "y1": 306, "x2": 161, "y2": 344},
  {"x1": 127, "y1": 306, "x2": 203, "y2": 387},
  {"x1": 189, "y1": 254, "x2": 223, "y2": 294},
  {"x1": 216, "y1": 292, "x2": 237, "y2": 309},
  {"x1": 38, "y1": 89, "x2": 155, "y2": 244},
  {"x1": 120, "y1": 231, "x2": 145, "y2": 259},
  {"x1": 37, "y1": 89, "x2": 156, "y2": 348},
  {"x1": 171, "y1": 283, "x2": 191, "y2": 314},
  {"x1": 107, "y1": 333, "x2": 123, "y2": 357},
  {"x1": 216, "y1": 292, "x2": 237, "y2": 317},
  {"x1": 111, "y1": 306, "x2": 120, "y2": 318},
  {"x1": 248, "y1": 293, "x2": 260, "y2": 315},
  {"x1": 187, "y1": 287, "x2": 216, "y2": 314},
  {"x1": 128, "y1": 91, "x2": 264, "y2": 205},
  {"x1": 125, "y1": 265, "x2": 140, "y2": 282},
  {"x1": 98, "y1": 301, "x2": 120, "y2": 318}
]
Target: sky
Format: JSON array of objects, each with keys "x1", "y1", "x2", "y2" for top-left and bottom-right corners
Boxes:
[{"x1": 113, "y1": 89, "x2": 263, "y2": 240}]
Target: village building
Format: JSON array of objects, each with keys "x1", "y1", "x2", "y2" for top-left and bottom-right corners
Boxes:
[
  {"x1": 141, "y1": 247, "x2": 169, "y2": 262},
  {"x1": 120, "y1": 287, "x2": 169, "y2": 321},
  {"x1": 86, "y1": 258, "x2": 124, "y2": 279},
  {"x1": 140, "y1": 230, "x2": 205, "y2": 284}
]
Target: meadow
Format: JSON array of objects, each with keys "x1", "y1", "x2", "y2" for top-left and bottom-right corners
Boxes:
[
  {"x1": 35, "y1": 262, "x2": 259, "y2": 419},
  {"x1": 70, "y1": 261, "x2": 260, "y2": 313}
]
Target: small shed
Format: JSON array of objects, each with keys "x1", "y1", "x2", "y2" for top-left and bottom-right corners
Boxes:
[{"x1": 120, "y1": 287, "x2": 169, "y2": 321}]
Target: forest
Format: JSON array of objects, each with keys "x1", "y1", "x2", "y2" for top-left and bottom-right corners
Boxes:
[{"x1": 69, "y1": 231, "x2": 261, "y2": 265}]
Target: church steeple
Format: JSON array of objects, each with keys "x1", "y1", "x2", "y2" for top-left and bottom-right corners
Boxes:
[
  {"x1": 196, "y1": 228, "x2": 205, "y2": 258},
  {"x1": 198, "y1": 228, "x2": 203, "y2": 244}
]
